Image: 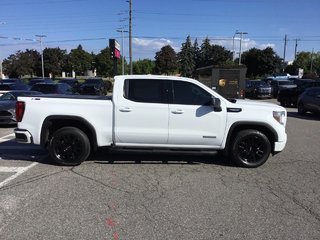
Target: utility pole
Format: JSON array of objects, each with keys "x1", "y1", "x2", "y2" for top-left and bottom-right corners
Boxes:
[
  {"x1": 36, "y1": 34, "x2": 46, "y2": 79},
  {"x1": 310, "y1": 48, "x2": 314, "y2": 73},
  {"x1": 117, "y1": 29, "x2": 128, "y2": 75},
  {"x1": 236, "y1": 31, "x2": 248, "y2": 65},
  {"x1": 294, "y1": 38, "x2": 300, "y2": 60},
  {"x1": 128, "y1": 0, "x2": 133, "y2": 74},
  {"x1": 283, "y1": 34, "x2": 288, "y2": 68}
]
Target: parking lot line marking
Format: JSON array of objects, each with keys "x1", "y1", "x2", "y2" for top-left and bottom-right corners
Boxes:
[
  {"x1": 0, "y1": 162, "x2": 38, "y2": 188},
  {"x1": 0, "y1": 133, "x2": 15, "y2": 143}
]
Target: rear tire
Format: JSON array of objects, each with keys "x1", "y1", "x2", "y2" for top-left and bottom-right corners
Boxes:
[
  {"x1": 230, "y1": 129, "x2": 271, "y2": 168},
  {"x1": 49, "y1": 127, "x2": 91, "y2": 166}
]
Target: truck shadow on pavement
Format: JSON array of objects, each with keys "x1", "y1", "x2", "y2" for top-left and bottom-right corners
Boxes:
[
  {"x1": 0, "y1": 140, "x2": 235, "y2": 167},
  {"x1": 91, "y1": 148, "x2": 235, "y2": 167}
]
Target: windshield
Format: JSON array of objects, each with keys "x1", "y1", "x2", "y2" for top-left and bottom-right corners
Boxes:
[{"x1": 0, "y1": 92, "x2": 16, "y2": 100}]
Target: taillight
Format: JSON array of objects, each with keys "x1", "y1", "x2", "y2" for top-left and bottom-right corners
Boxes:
[{"x1": 16, "y1": 101, "x2": 25, "y2": 122}]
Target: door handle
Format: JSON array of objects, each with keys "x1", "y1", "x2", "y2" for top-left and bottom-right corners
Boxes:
[
  {"x1": 119, "y1": 107, "x2": 132, "y2": 112},
  {"x1": 172, "y1": 109, "x2": 184, "y2": 114}
]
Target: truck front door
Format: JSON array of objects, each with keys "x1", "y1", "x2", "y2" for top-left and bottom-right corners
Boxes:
[{"x1": 168, "y1": 80, "x2": 226, "y2": 147}]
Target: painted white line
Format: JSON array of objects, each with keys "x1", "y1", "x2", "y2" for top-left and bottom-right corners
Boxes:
[
  {"x1": 0, "y1": 162, "x2": 38, "y2": 188},
  {"x1": 0, "y1": 166, "x2": 27, "y2": 173},
  {"x1": 0, "y1": 133, "x2": 15, "y2": 139},
  {"x1": 0, "y1": 133, "x2": 15, "y2": 143}
]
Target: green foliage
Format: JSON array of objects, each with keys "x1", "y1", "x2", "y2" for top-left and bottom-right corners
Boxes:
[
  {"x1": 133, "y1": 59, "x2": 155, "y2": 74},
  {"x1": 288, "y1": 51, "x2": 320, "y2": 76},
  {"x1": 241, "y1": 47, "x2": 282, "y2": 78},
  {"x1": 95, "y1": 47, "x2": 114, "y2": 77},
  {"x1": 69, "y1": 45, "x2": 93, "y2": 76},
  {"x1": 43, "y1": 47, "x2": 67, "y2": 78},
  {"x1": 3, "y1": 49, "x2": 41, "y2": 78},
  {"x1": 154, "y1": 45, "x2": 178, "y2": 75},
  {"x1": 178, "y1": 36, "x2": 195, "y2": 77}
]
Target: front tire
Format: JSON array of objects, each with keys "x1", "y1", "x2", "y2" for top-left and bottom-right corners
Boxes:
[
  {"x1": 297, "y1": 103, "x2": 306, "y2": 115},
  {"x1": 230, "y1": 129, "x2": 271, "y2": 168},
  {"x1": 49, "y1": 127, "x2": 91, "y2": 166}
]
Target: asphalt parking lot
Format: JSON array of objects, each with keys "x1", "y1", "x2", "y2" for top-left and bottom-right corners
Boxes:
[{"x1": 0, "y1": 99, "x2": 319, "y2": 240}]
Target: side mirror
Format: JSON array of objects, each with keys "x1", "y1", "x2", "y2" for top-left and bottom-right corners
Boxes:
[{"x1": 211, "y1": 97, "x2": 222, "y2": 112}]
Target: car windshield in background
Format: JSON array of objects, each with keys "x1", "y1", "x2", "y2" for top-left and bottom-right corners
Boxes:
[
  {"x1": 31, "y1": 85, "x2": 56, "y2": 93},
  {"x1": 252, "y1": 81, "x2": 269, "y2": 87}
]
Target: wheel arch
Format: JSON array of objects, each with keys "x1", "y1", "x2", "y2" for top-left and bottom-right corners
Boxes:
[
  {"x1": 224, "y1": 122, "x2": 278, "y2": 154},
  {"x1": 40, "y1": 115, "x2": 98, "y2": 151}
]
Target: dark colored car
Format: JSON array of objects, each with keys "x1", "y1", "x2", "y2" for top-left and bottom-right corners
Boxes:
[
  {"x1": 245, "y1": 80, "x2": 272, "y2": 99},
  {"x1": 58, "y1": 78, "x2": 80, "y2": 93},
  {"x1": 27, "y1": 78, "x2": 54, "y2": 88},
  {"x1": 0, "y1": 90, "x2": 41, "y2": 125},
  {"x1": 277, "y1": 79, "x2": 320, "y2": 107},
  {"x1": 0, "y1": 79, "x2": 29, "y2": 96},
  {"x1": 79, "y1": 78, "x2": 107, "y2": 95},
  {"x1": 263, "y1": 79, "x2": 296, "y2": 98},
  {"x1": 297, "y1": 87, "x2": 320, "y2": 115},
  {"x1": 30, "y1": 83, "x2": 73, "y2": 94}
]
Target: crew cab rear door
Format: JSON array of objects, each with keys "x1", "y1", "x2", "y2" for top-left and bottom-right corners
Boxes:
[{"x1": 114, "y1": 78, "x2": 169, "y2": 145}]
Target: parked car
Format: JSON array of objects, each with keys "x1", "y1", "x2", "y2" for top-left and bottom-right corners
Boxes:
[
  {"x1": 0, "y1": 79, "x2": 29, "y2": 96},
  {"x1": 245, "y1": 80, "x2": 272, "y2": 99},
  {"x1": 264, "y1": 79, "x2": 296, "y2": 98},
  {"x1": 79, "y1": 78, "x2": 107, "y2": 95},
  {"x1": 277, "y1": 79, "x2": 320, "y2": 107},
  {"x1": 297, "y1": 87, "x2": 320, "y2": 115},
  {"x1": 27, "y1": 78, "x2": 54, "y2": 88},
  {"x1": 58, "y1": 78, "x2": 80, "y2": 93},
  {"x1": 30, "y1": 83, "x2": 73, "y2": 94},
  {"x1": 0, "y1": 90, "x2": 41, "y2": 125}
]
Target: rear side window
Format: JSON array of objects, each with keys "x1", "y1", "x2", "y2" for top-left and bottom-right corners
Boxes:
[
  {"x1": 124, "y1": 79, "x2": 167, "y2": 104},
  {"x1": 172, "y1": 81, "x2": 212, "y2": 106}
]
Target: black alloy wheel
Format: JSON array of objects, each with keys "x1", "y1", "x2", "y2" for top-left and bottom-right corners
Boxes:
[
  {"x1": 231, "y1": 129, "x2": 271, "y2": 168},
  {"x1": 49, "y1": 127, "x2": 91, "y2": 166}
]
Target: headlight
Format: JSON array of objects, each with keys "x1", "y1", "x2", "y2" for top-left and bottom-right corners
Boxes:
[{"x1": 273, "y1": 111, "x2": 286, "y2": 125}]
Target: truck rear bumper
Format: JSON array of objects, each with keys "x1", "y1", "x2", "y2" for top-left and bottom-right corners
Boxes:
[{"x1": 14, "y1": 128, "x2": 33, "y2": 144}]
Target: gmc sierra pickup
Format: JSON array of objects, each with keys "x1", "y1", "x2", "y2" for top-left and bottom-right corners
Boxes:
[{"x1": 14, "y1": 75, "x2": 287, "y2": 168}]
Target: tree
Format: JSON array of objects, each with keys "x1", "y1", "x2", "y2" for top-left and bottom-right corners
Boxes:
[
  {"x1": 241, "y1": 47, "x2": 282, "y2": 78},
  {"x1": 43, "y1": 47, "x2": 67, "y2": 78},
  {"x1": 69, "y1": 45, "x2": 93, "y2": 76},
  {"x1": 94, "y1": 47, "x2": 114, "y2": 77},
  {"x1": 288, "y1": 51, "x2": 320, "y2": 77},
  {"x1": 154, "y1": 45, "x2": 178, "y2": 75},
  {"x1": 3, "y1": 49, "x2": 41, "y2": 77},
  {"x1": 198, "y1": 37, "x2": 212, "y2": 68},
  {"x1": 133, "y1": 59, "x2": 155, "y2": 74},
  {"x1": 178, "y1": 36, "x2": 195, "y2": 77}
]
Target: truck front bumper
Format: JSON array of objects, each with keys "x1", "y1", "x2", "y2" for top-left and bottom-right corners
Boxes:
[
  {"x1": 273, "y1": 132, "x2": 287, "y2": 153},
  {"x1": 14, "y1": 128, "x2": 33, "y2": 144}
]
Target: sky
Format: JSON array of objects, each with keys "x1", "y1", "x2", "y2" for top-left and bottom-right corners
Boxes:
[{"x1": 1, "y1": 0, "x2": 320, "y2": 63}]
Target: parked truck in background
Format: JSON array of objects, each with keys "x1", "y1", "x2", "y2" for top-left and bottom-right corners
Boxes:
[{"x1": 14, "y1": 75, "x2": 287, "y2": 168}]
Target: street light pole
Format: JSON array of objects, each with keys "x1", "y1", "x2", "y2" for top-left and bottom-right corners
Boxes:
[
  {"x1": 0, "y1": 21, "x2": 6, "y2": 79},
  {"x1": 35, "y1": 34, "x2": 46, "y2": 79},
  {"x1": 117, "y1": 29, "x2": 128, "y2": 75},
  {"x1": 236, "y1": 31, "x2": 248, "y2": 65},
  {"x1": 232, "y1": 30, "x2": 238, "y2": 61}
]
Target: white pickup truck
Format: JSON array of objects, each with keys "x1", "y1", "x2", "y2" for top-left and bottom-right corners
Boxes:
[{"x1": 14, "y1": 75, "x2": 287, "y2": 168}]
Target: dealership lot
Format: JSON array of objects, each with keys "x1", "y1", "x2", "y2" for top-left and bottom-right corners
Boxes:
[{"x1": 0, "y1": 101, "x2": 319, "y2": 240}]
